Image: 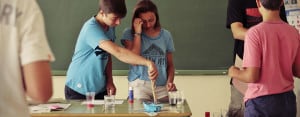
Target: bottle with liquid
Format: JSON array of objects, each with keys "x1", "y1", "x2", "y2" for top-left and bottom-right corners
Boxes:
[
  {"x1": 205, "y1": 112, "x2": 210, "y2": 117},
  {"x1": 128, "y1": 86, "x2": 134, "y2": 103}
]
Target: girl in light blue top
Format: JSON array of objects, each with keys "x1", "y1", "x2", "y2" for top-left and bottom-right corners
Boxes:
[{"x1": 121, "y1": 0, "x2": 177, "y2": 102}]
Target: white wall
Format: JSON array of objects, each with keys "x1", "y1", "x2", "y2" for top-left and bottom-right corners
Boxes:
[{"x1": 52, "y1": 75, "x2": 300, "y2": 117}]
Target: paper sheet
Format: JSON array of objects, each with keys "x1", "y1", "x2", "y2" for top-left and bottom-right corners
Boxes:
[
  {"x1": 30, "y1": 103, "x2": 71, "y2": 113},
  {"x1": 81, "y1": 100, "x2": 124, "y2": 105}
]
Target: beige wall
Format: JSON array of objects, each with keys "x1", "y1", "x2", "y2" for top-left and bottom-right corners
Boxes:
[{"x1": 52, "y1": 75, "x2": 300, "y2": 117}]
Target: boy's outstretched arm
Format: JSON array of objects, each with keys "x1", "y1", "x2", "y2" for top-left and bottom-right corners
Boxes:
[{"x1": 99, "y1": 40, "x2": 158, "y2": 80}]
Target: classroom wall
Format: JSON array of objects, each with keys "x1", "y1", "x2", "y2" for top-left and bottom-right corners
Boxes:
[{"x1": 52, "y1": 75, "x2": 300, "y2": 117}]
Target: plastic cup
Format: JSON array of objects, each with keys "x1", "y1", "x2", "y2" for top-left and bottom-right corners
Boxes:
[
  {"x1": 176, "y1": 90, "x2": 185, "y2": 107},
  {"x1": 104, "y1": 95, "x2": 115, "y2": 110},
  {"x1": 86, "y1": 92, "x2": 95, "y2": 108},
  {"x1": 168, "y1": 91, "x2": 177, "y2": 106}
]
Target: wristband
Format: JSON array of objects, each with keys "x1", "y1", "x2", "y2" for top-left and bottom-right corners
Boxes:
[{"x1": 134, "y1": 33, "x2": 141, "y2": 36}]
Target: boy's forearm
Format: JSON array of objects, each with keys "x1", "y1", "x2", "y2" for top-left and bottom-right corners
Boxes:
[
  {"x1": 120, "y1": 48, "x2": 151, "y2": 67},
  {"x1": 100, "y1": 40, "x2": 150, "y2": 67},
  {"x1": 105, "y1": 56, "x2": 113, "y2": 84},
  {"x1": 231, "y1": 22, "x2": 247, "y2": 41}
]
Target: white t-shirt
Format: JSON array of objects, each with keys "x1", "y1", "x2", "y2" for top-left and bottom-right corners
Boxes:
[{"x1": 0, "y1": 0, "x2": 55, "y2": 117}]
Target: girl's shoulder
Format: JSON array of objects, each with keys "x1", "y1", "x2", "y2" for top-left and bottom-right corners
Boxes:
[{"x1": 160, "y1": 28, "x2": 172, "y2": 36}]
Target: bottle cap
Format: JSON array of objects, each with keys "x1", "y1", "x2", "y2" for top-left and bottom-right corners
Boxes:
[{"x1": 129, "y1": 86, "x2": 133, "y2": 90}]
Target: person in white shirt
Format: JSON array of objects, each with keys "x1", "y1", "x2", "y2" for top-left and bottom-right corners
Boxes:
[{"x1": 0, "y1": 0, "x2": 55, "y2": 116}]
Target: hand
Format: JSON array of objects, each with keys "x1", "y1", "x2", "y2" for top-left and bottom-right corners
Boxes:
[
  {"x1": 166, "y1": 82, "x2": 177, "y2": 91},
  {"x1": 228, "y1": 65, "x2": 247, "y2": 94},
  {"x1": 133, "y1": 18, "x2": 143, "y2": 34},
  {"x1": 228, "y1": 65, "x2": 239, "y2": 78},
  {"x1": 106, "y1": 82, "x2": 116, "y2": 95},
  {"x1": 147, "y1": 61, "x2": 158, "y2": 80}
]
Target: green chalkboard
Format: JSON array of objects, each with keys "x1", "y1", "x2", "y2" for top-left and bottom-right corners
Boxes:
[{"x1": 37, "y1": 0, "x2": 233, "y2": 75}]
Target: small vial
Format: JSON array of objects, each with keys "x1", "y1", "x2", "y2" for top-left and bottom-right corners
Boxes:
[
  {"x1": 205, "y1": 112, "x2": 210, "y2": 117},
  {"x1": 128, "y1": 86, "x2": 134, "y2": 103}
]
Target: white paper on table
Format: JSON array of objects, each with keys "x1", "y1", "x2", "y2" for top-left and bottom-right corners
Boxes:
[
  {"x1": 30, "y1": 106, "x2": 51, "y2": 113},
  {"x1": 81, "y1": 99, "x2": 124, "y2": 105},
  {"x1": 29, "y1": 103, "x2": 71, "y2": 113}
]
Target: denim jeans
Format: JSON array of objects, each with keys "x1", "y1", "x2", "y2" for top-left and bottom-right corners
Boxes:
[
  {"x1": 245, "y1": 91, "x2": 296, "y2": 117},
  {"x1": 64, "y1": 85, "x2": 107, "y2": 100}
]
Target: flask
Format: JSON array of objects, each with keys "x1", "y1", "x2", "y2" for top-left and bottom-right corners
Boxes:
[{"x1": 128, "y1": 86, "x2": 134, "y2": 103}]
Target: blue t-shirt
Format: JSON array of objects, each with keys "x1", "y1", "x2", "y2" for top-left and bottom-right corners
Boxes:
[
  {"x1": 121, "y1": 28, "x2": 175, "y2": 86},
  {"x1": 66, "y1": 17, "x2": 115, "y2": 95}
]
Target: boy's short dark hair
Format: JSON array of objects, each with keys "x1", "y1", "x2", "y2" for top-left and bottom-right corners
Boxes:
[
  {"x1": 260, "y1": 0, "x2": 282, "y2": 10},
  {"x1": 99, "y1": 0, "x2": 127, "y2": 18}
]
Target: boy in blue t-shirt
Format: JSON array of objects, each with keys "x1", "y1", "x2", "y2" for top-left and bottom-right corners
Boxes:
[{"x1": 65, "y1": 0, "x2": 158, "y2": 99}]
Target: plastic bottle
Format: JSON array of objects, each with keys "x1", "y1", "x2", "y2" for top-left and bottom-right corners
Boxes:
[{"x1": 128, "y1": 86, "x2": 134, "y2": 103}]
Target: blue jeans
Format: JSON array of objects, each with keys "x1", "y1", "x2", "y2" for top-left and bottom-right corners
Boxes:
[
  {"x1": 64, "y1": 85, "x2": 107, "y2": 100},
  {"x1": 245, "y1": 90, "x2": 296, "y2": 117}
]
